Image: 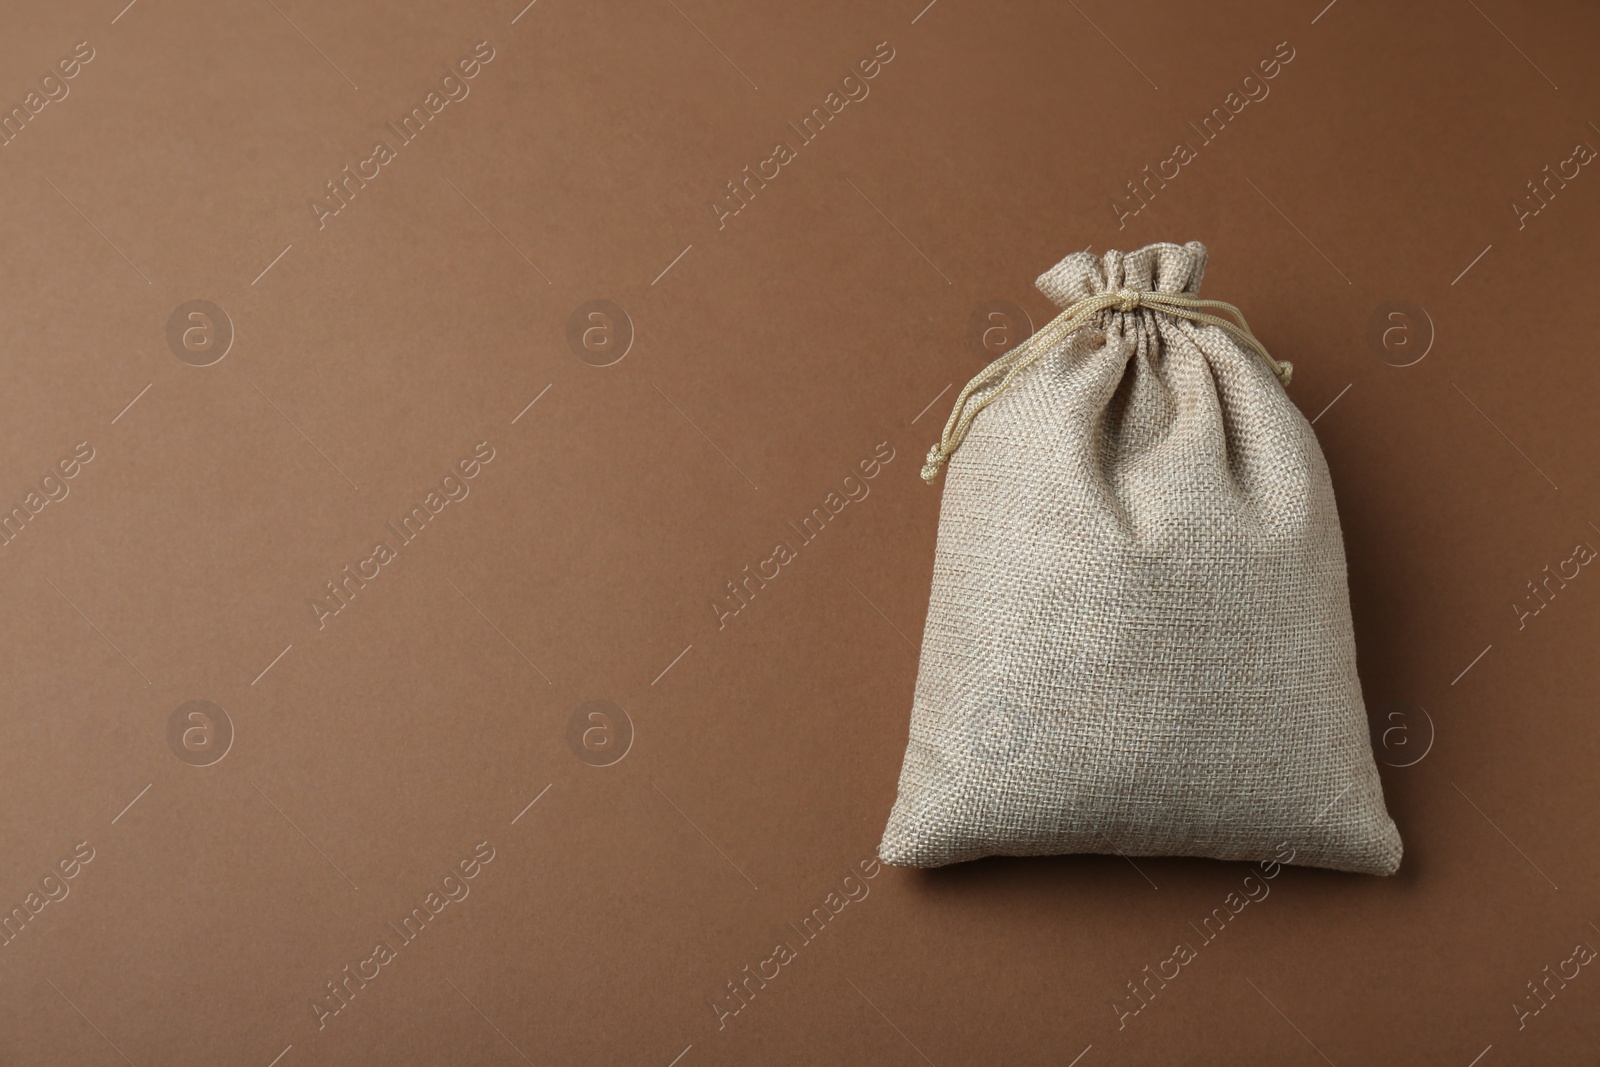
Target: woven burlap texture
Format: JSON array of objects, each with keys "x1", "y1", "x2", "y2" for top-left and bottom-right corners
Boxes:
[{"x1": 879, "y1": 241, "x2": 1402, "y2": 875}]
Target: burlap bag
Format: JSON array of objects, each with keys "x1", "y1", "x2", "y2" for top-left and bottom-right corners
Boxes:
[{"x1": 879, "y1": 241, "x2": 1401, "y2": 875}]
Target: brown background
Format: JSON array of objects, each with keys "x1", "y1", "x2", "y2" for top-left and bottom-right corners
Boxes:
[{"x1": 1, "y1": 0, "x2": 1598, "y2": 1063}]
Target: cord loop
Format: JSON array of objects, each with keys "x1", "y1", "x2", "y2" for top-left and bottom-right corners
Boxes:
[{"x1": 921, "y1": 289, "x2": 1292, "y2": 483}]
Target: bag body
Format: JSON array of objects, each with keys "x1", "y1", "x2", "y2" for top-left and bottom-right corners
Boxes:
[{"x1": 879, "y1": 241, "x2": 1401, "y2": 875}]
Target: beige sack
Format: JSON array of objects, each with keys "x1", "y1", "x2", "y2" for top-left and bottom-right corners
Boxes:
[{"x1": 879, "y1": 241, "x2": 1401, "y2": 875}]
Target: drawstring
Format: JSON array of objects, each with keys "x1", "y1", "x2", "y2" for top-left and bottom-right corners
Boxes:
[{"x1": 921, "y1": 287, "x2": 1293, "y2": 483}]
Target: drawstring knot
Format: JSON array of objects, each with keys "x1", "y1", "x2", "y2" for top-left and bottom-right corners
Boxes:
[{"x1": 921, "y1": 287, "x2": 1292, "y2": 484}]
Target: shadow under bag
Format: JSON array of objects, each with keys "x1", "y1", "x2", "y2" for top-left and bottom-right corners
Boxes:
[{"x1": 879, "y1": 241, "x2": 1402, "y2": 875}]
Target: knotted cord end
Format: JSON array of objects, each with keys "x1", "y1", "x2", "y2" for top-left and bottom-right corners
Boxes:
[{"x1": 921, "y1": 444, "x2": 948, "y2": 484}]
